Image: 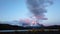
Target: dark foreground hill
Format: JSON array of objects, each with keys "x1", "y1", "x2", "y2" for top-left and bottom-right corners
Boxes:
[{"x1": 0, "y1": 24, "x2": 60, "y2": 30}]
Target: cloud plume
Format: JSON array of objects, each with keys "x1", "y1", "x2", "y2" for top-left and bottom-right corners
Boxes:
[{"x1": 27, "y1": 0, "x2": 53, "y2": 21}]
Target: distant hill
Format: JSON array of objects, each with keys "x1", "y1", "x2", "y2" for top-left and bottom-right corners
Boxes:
[
  {"x1": 44, "y1": 25, "x2": 60, "y2": 29},
  {"x1": 0, "y1": 24, "x2": 60, "y2": 30},
  {"x1": 0, "y1": 24, "x2": 24, "y2": 30}
]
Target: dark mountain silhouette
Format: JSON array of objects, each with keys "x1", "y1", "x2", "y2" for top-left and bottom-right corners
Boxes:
[
  {"x1": 0, "y1": 24, "x2": 60, "y2": 30},
  {"x1": 0, "y1": 24, "x2": 24, "y2": 30},
  {"x1": 44, "y1": 25, "x2": 60, "y2": 29}
]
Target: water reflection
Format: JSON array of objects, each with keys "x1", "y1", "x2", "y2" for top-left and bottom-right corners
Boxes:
[{"x1": 0, "y1": 30, "x2": 29, "y2": 32}]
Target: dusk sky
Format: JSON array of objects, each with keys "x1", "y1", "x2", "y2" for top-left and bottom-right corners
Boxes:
[{"x1": 0, "y1": 0, "x2": 60, "y2": 26}]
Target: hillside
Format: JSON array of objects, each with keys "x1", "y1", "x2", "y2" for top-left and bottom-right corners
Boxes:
[{"x1": 0, "y1": 24, "x2": 60, "y2": 30}]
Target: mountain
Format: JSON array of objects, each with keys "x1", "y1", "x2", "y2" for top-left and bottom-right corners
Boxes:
[
  {"x1": 44, "y1": 25, "x2": 60, "y2": 29},
  {"x1": 0, "y1": 23, "x2": 60, "y2": 30}
]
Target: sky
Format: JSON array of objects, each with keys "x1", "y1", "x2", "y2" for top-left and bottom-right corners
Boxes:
[{"x1": 0, "y1": 0, "x2": 60, "y2": 26}]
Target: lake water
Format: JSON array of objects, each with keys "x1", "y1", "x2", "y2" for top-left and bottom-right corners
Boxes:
[{"x1": 0, "y1": 30, "x2": 29, "y2": 32}]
